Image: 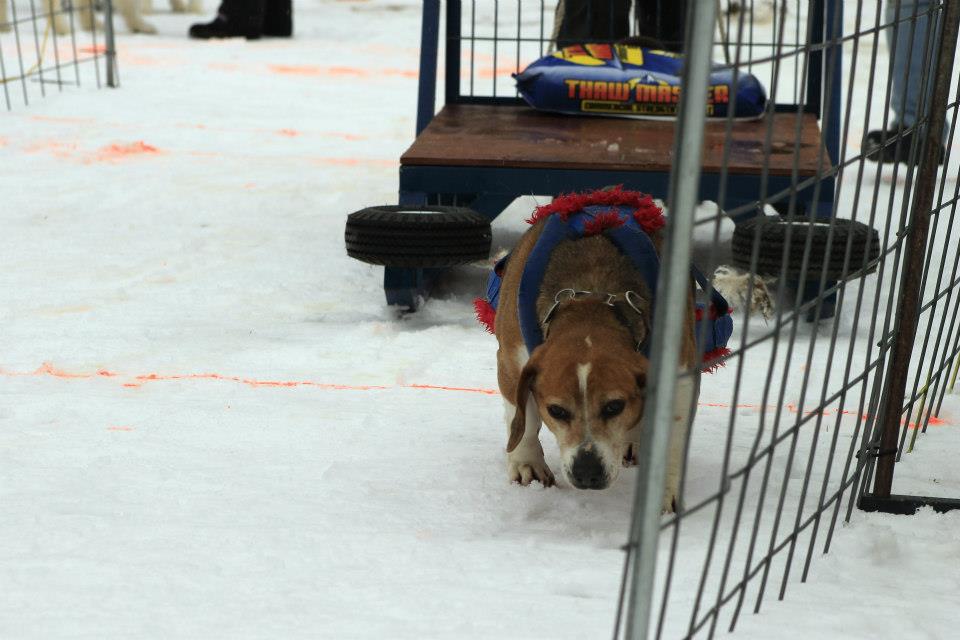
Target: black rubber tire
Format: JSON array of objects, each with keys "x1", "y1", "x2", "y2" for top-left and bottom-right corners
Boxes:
[
  {"x1": 731, "y1": 215, "x2": 881, "y2": 281},
  {"x1": 345, "y1": 206, "x2": 492, "y2": 268}
]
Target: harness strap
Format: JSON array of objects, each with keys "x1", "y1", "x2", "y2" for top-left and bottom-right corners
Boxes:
[
  {"x1": 691, "y1": 264, "x2": 730, "y2": 316},
  {"x1": 518, "y1": 215, "x2": 573, "y2": 354}
]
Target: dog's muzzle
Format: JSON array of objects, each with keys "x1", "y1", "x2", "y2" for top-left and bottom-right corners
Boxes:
[{"x1": 569, "y1": 448, "x2": 610, "y2": 490}]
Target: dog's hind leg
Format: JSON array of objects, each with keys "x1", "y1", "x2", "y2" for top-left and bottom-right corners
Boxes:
[
  {"x1": 504, "y1": 398, "x2": 555, "y2": 487},
  {"x1": 1, "y1": 0, "x2": 10, "y2": 33}
]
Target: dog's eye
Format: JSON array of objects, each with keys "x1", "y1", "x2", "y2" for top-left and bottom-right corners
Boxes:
[
  {"x1": 601, "y1": 400, "x2": 626, "y2": 419},
  {"x1": 547, "y1": 404, "x2": 572, "y2": 421}
]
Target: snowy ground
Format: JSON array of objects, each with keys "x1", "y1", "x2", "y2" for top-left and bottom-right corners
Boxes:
[{"x1": 2, "y1": 1, "x2": 959, "y2": 638}]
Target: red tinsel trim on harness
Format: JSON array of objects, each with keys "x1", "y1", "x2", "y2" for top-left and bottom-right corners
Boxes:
[
  {"x1": 695, "y1": 304, "x2": 735, "y2": 321},
  {"x1": 583, "y1": 210, "x2": 626, "y2": 236},
  {"x1": 474, "y1": 298, "x2": 496, "y2": 334},
  {"x1": 525, "y1": 186, "x2": 666, "y2": 236},
  {"x1": 701, "y1": 347, "x2": 731, "y2": 373}
]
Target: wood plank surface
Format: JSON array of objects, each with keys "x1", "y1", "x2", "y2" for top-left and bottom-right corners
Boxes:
[{"x1": 401, "y1": 105, "x2": 831, "y2": 177}]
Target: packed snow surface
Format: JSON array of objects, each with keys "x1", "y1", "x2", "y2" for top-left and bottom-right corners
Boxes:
[{"x1": 1, "y1": 1, "x2": 959, "y2": 638}]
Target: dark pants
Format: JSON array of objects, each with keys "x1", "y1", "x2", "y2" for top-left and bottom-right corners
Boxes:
[{"x1": 553, "y1": 0, "x2": 686, "y2": 51}]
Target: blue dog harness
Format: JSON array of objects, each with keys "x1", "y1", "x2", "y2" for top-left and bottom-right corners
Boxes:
[{"x1": 479, "y1": 205, "x2": 733, "y2": 368}]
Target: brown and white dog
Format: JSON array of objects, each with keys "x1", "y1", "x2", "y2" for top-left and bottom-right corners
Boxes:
[{"x1": 494, "y1": 198, "x2": 699, "y2": 512}]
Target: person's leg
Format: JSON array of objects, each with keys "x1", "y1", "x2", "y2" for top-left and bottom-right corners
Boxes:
[
  {"x1": 635, "y1": 0, "x2": 685, "y2": 52},
  {"x1": 887, "y1": 0, "x2": 943, "y2": 139},
  {"x1": 867, "y1": 0, "x2": 945, "y2": 163},
  {"x1": 552, "y1": 0, "x2": 632, "y2": 48}
]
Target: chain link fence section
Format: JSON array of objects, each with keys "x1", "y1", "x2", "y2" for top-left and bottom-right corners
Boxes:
[
  {"x1": 616, "y1": 0, "x2": 960, "y2": 638},
  {"x1": 1, "y1": 0, "x2": 117, "y2": 110}
]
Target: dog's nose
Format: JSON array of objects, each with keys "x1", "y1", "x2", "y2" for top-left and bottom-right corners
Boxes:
[{"x1": 570, "y1": 449, "x2": 608, "y2": 490}]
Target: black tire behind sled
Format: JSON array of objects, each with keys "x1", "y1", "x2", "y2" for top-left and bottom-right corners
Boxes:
[
  {"x1": 345, "y1": 206, "x2": 492, "y2": 268},
  {"x1": 731, "y1": 215, "x2": 881, "y2": 281}
]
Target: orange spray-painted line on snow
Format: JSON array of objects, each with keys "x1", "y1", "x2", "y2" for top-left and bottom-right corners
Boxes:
[
  {"x1": 0, "y1": 362, "x2": 952, "y2": 428},
  {"x1": 19, "y1": 139, "x2": 160, "y2": 163},
  {"x1": 29, "y1": 115, "x2": 96, "y2": 124},
  {"x1": 15, "y1": 139, "x2": 391, "y2": 167},
  {"x1": 267, "y1": 64, "x2": 418, "y2": 79},
  {"x1": 0, "y1": 362, "x2": 120, "y2": 380},
  {"x1": 405, "y1": 383, "x2": 500, "y2": 395},
  {"x1": 93, "y1": 141, "x2": 161, "y2": 161},
  {"x1": 128, "y1": 371, "x2": 390, "y2": 391},
  {"x1": 14, "y1": 112, "x2": 371, "y2": 142}
]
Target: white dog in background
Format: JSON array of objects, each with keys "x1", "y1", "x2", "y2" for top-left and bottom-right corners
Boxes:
[
  {"x1": 718, "y1": 0, "x2": 780, "y2": 24},
  {"x1": 0, "y1": 0, "x2": 202, "y2": 35}
]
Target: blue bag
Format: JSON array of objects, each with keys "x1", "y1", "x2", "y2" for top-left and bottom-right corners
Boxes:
[{"x1": 513, "y1": 43, "x2": 767, "y2": 120}]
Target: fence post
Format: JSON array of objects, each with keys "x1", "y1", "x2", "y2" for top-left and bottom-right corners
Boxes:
[
  {"x1": 870, "y1": 0, "x2": 960, "y2": 499},
  {"x1": 104, "y1": 0, "x2": 118, "y2": 88},
  {"x1": 622, "y1": 1, "x2": 718, "y2": 638}
]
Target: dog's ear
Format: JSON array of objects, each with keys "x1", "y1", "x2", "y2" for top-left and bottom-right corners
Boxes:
[{"x1": 507, "y1": 358, "x2": 539, "y2": 453}]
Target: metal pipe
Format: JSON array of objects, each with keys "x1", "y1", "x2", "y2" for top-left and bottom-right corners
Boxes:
[
  {"x1": 623, "y1": 1, "x2": 718, "y2": 638},
  {"x1": 104, "y1": 0, "x2": 118, "y2": 88},
  {"x1": 870, "y1": 0, "x2": 960, "y2": 499}
]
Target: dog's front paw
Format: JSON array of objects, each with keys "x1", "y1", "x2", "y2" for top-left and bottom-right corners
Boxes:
[
  {"x1": 661, "y1": 477, "x2": 684, "y2": 514},
  {"x1": 661, "y1": 492, "x2": 679, "y2": 514},
  {"x1": 507, "y1": 449, "x2": 555, "y2": 487}
]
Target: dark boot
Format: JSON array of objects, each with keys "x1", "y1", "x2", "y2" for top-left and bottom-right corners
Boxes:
[
  {"x1": 263, "y1": 0, "x2": 292, "y2": 37},
  {"x1": 865, "y1": 125, "x2": 946, "y2": 165},
  {"x1": 189, "y1": 0, "x2": 265, "y2": 39}
]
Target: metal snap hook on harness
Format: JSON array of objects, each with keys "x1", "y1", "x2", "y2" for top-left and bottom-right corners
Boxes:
[
  {"x1": 542, "y1": 288, "x2": 650, "y2": 353},
  {"x1": 623, "y1": 290, "x2": 645, "y2": 315},
  {"x1": 541, "y1": 287, "x2": 647, "y2": 345},
  {"x1": 541, "y1": 288, "x2": 587, "y2": 326}
]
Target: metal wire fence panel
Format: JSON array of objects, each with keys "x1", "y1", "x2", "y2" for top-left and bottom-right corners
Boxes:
[
  {"x1": 449, "y1": 1, "x2": 813, "y2": 109},
  {"x1": 0, "y1": 0, "x2": 117, "y2": 110},
  {"x1": 606, "y1": 0, "x2": 960, "y2": 638}
]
